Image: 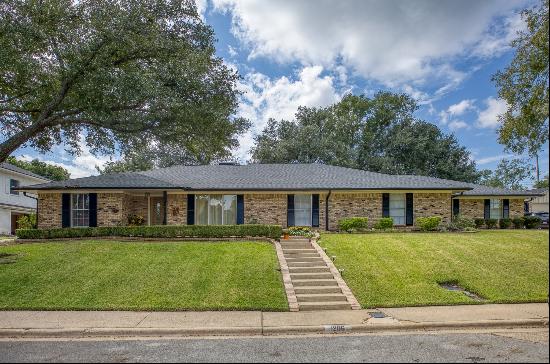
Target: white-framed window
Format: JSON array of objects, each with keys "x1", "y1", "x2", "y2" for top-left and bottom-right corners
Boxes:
[
  {"x1": 195, "y1": 195, "x2": 237, "y2": 225},
  {"x1": 9, "y1": 179, "x2": 20, "y2": 195},
  {"x1": 490, "y1": 199, "x2": 501, "y2": 219},
  {"x1": 294, "y1": 194, "x2": 312, "y2": 226},
  {"x1": 389, "y1": 193, "x2": 406, "y2": 225},
  {"x1": 71, "y1": 193, "x2": 90, "y2": 227}
]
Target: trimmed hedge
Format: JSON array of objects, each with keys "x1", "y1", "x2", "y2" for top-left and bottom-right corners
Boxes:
[
  {"x1": 474, "y1": 218, "x2": 485, "y2": 228},
  {"x1": 499, "y1": 218, "x2": 511, "y2": 229},
  {"x1": 338, "y1": 217, "x2": 369, "y2": 231},
  {"x1": 485, "y1": 219, "x2": 498, "y2": 229},
  {"x1": 512, "y1": 217, "x2": 524, "y2": 229},
  {"x1": 16, "y1": 224, "x2": 283, "y2": 240},
  {"x1": 523, "y1": 216, "x2": 542, "y2": 229},
  {"x1": 416, "y1": 216, "x2": 442, "y2": 231}
]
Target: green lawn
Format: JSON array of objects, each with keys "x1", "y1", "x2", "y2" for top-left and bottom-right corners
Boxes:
[
  {"x1": 320, "y1": 230, "x2": 549, "y2": 308},
  {"x1": 0, "y1": 241, "x2": 287, "y2": 311}
]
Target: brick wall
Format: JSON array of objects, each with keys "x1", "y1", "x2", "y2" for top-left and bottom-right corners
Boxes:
[
  {"x1": 244, "y1": 194, "x2": 288, "y2": 226},
  {"x1": 458, "y1": 198, "x2": 524, "y2": 220},
  {"x1": 126, "y1": 194, "x2": 148, "y2": 219},
  {"x1": 414, "y1": 193, "x2": 452, "y2": 224},
  {"x1": 37, "y1": 193, "x2": 61, "y2": 228},
  {"x1": 97, "y1": 193, "x2": 127, "y2": 227},
  {"x1": 167, "y1": 194, "x2": 187, "y2": 225},
  {"x1": 328, "y1": 192, "x2": 382, "y2": 230}
]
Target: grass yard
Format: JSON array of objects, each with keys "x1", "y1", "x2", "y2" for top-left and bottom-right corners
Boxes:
[
  {"x1": 320, "y1": 230, "x2": 549, "y2": 308},
  {"x1": 0, "y1": 241, "x2": 287, "y2": 311}
]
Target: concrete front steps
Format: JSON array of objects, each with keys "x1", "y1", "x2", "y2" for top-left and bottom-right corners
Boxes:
[{"x1": 281, "y1": 237, "x2": 352, "y2": 311}]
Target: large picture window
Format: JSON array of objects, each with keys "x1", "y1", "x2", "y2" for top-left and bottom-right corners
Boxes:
[
  {"x1": 490, "y1": 199, "x2": 501, "y2": 219},
  {"x1": 389, "y1": 193, "x2": 406, "y2": 225},
  {"x1": 195, "y1": 195, "x2": 237, "y2": 225},
  {"x1": 71, "y1": 193, "x2": 90, "y2": 227},
  {"x1": 294, "y1": 194, "x2": 312, "y2": 226}
]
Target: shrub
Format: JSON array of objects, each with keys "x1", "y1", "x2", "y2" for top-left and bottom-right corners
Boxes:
[
  {"x1": 127, "y1": 214, "x2": 146, "y2": 226},
  {"x1": 416, "y1": 216, "x2": 442, "y2": 231},
  {"x1": 338, "y1": 217, "x2": 369, "y2": 232},
  {"x1": 499, "y1": 218, "x2": 511, "y2": 229},
  {"x1": 523, "y1": 216, "x2": 542, "y2": 229},
  {"x1": 374, "y1": 217, "x2": 393, "y2": 230},
  {"x1": 512, "y1": 217, "x2": 525, "y2": 229},
  {"x1": 474, "y1": 218, "x2": 485, "y2": 228},
  {"x1": 447, "y1": 215, "x2": 475, "y2": 231},
  {"x1": 485, "y1": 219, "x2": 498, "y2": 229},
  {"x1": 15, "y1": 224, "x2": 283, "y2": 240},
  {"x1": 288, "y1": 226, "x2": 313, "y2": 237},
  {"x1": 17, "y1": 214, "x2": 37, "y2": 230}
]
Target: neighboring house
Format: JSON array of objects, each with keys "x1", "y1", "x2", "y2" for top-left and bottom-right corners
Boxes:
[
  {"x1": 17, "y1": 163, "x2": 543, "y2": 230},
  {"x1": 526, "y1": 188, "x2": 549, "y2": 213},
  {"x1": 0, "y1": 162, "x2": 50, "y2": 234}
]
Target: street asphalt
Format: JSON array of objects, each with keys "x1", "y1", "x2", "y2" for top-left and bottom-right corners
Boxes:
[{"x1": 0, "y1": 329, "x2": 548, "y2": 363}]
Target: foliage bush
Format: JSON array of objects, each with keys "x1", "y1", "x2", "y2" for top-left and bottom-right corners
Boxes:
[
  {"x1": 374, "y1": 217, "x2": 393, "y2": 230},
  {"x1": 523, "y1": 216, "x2": 542, "y2": 229},
  {"x1": 127, "y1": 214, "x2": 146, "y2": 226},
  {"x1": 416, "y1": 216, "x2": 442, "y2": 231},
  {"x1": 474, "y1": 218, "x2": 485, "y2": 228},
  {"x1": 512, "y1": 217, "x2": 525, "y2": 229},
  {"x1": 16, "y1": 224, "x2": 283, "y2": 240},
  {"x1": 338, "y1": 217, "x2": 369, "y2": 232},
  {"x1": 16, "y1": 214, "x2": 37, "y2": 230},
  {"x1": 485, "y1": 219, "x2": 498, "y2": 229},
  {"x1": 288, "y1": 226, "x2": 313, "y2": 237},
  {"x1": 446, "y1": 215, "x2": 476, "y2": 231},
  {"x1": 499, "y1": 218, "x2": 511, "y2": 229}
]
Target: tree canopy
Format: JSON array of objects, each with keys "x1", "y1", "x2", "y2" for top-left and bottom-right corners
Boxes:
[
  {"x1": 0, "y1": 0, "x2": 247, "y2": 163},
  {"x1": 6, "y1": 155, "x2": 70, "y2": 181},
  {"x1": 492, "y1": 0, "x2": 549, "y2": 156},
  {"x1": 479, "y1": 158, "x2": 534, "y2": 190},
  {"x1": 251, "y1": 93, "x2": 481, "y2": 183}
]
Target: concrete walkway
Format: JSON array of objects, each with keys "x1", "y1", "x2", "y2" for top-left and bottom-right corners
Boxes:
[{"x1": 0, "y1": 303, "x2": 546, "y2": 338}]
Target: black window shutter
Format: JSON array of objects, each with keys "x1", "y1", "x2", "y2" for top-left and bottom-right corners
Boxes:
[
  {"x1": 484, "y1": 199, "x2": 490, "y2": 220},
  {"x1": 162, "y1": 191, "x2": 168, "y2": 225},
  {"x1": 312, "y1": 194, "x2": 320, "y2": 227},
  {"x1": 187, "y1": 194, "x2": 195, "y2": 225},
  {"x1": 89, "y1": 193, "x2": 97, "y2": 227},
  {"x1": 406, "y1": 193, "x2": 413, "y2": 226},
  {"x1": 382, "y1": 193, "x2": 390, "y2": 217},
  {"x1": 502, "y1": 199, "x2": 509, "y2": 219},
  {"x1": 61, "y1": 193, "x2": 71, "y2": 228},
  {"x1": 452, "y1": 199, "x2": 460, "y2": 217},
  {"x1": 287, "y1": 194, "x2": 295, "y2": 227},
  {"x1": 237, "y1": 195, "x2": 244, "y2": 225}
]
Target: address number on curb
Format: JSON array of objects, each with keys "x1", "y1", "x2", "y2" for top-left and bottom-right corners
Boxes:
[{"x1": 324, "y1": 324, "x2": 351, "y2": 334}]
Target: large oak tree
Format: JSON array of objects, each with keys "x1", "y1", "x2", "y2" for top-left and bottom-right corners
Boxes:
[
  {"x1": 251, "y1": 93, "x2": 482, "y2": 183},
  {"x1": 0, "y1": 0, "x2": 247, "y2": 162}
]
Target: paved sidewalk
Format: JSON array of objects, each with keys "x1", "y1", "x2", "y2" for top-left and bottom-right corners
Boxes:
[{"x1": 0, "y1": 303, "x2": 547, "y2": 338}]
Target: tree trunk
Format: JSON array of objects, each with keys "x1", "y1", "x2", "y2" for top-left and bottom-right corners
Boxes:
[{"x1": 0, "y1": 122, "x2": 48, "y2": 162}]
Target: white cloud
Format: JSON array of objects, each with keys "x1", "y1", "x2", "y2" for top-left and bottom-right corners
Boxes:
[
  {"x1": 439, "y1": 99, "x2": 476, "y2": 126},
  {"x1": 16, "y1": 137, "x2": 113, "y2": 179},
  {"x1": 234, "y1": 65, "x2": 341, "y2": 161},
  {"x1": 476, "y1": 97, "x2": 508, "y2": 128},
  {"x1": 448, "y1": 120, "x2": 470, "y2": 131},
  {"x1": 213, "y1": 0, "x2": 525, "y2": 90},
  {"x1": 476, "y1": 153, "x2": 514, "y2": 165},
  {"x1": 448, "y1": 99, "x2": 476, "y2": 116}
]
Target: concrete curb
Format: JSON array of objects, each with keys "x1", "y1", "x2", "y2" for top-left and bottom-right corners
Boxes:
[{"x1": 0, "y1": 319, "x2": 546, "y2": 338}]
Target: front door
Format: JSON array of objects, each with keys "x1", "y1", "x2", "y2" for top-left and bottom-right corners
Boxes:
[{"x1": 149, "y1": 197, "x2": 165, "y2": 225}]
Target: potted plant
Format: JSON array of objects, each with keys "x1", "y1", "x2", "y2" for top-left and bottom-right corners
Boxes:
[{"x1": 282, "y1": 228, "x2": 290, "y2": 240}]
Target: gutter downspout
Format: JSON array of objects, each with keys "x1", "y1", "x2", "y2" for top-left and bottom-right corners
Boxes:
[{"x1": 325, "y1": 189, "x2": 332, "y2": 231}]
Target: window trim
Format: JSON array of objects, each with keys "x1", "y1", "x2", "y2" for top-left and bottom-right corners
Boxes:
[{"x1": 71, "y1": 193, "x2": 90, "y2": 228}]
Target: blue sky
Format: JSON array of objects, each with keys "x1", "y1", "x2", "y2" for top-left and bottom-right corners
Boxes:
[{"x1": 14, "y1": 0, "x2": 549, "y2": 183}]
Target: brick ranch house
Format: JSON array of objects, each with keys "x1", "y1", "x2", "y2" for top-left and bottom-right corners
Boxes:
[{"x1": 17, "y1": 163, "x2": 542, "y2": 230}]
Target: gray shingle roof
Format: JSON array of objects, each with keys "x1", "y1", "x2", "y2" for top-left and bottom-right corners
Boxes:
[
  {"x1": 0, "y1": 162, "x2": 50, "y2": 181},
  {"x1": 457, "y1": 183, "x2": 544, "y2": 197},
  {"x1": 22, "y1": 163, "x2": 474, "y2": 191}
]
